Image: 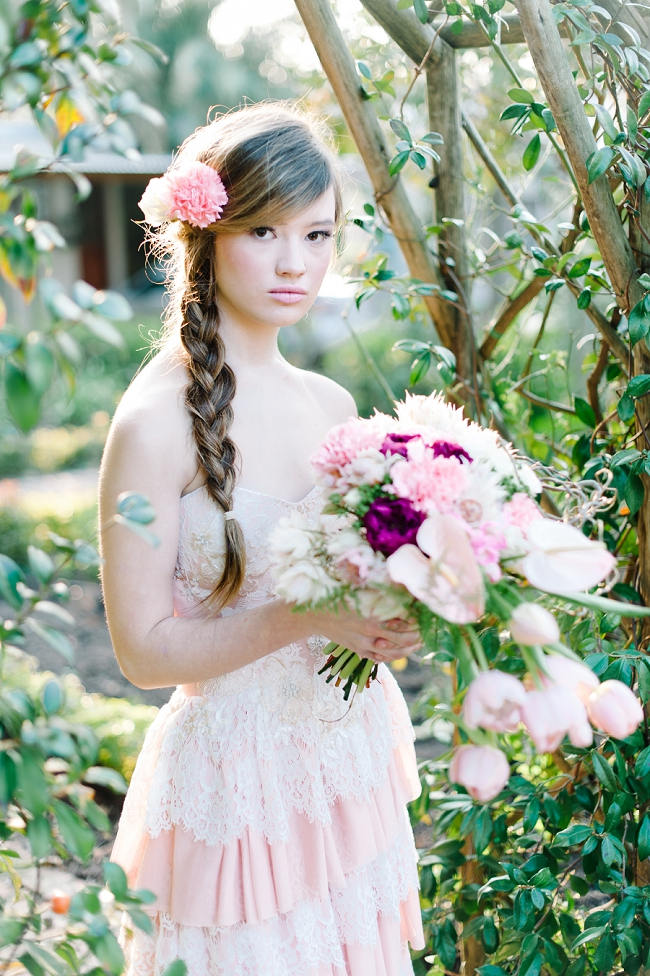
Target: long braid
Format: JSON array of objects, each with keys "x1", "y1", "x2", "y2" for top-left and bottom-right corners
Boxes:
[{"x1": 179, "y1": 253, "x2": 246, "y2": 607}]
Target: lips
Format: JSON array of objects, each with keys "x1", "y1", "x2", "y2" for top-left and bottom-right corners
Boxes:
[{"x1": 269, "y1": 288, "x2": 308, "y2": 304}]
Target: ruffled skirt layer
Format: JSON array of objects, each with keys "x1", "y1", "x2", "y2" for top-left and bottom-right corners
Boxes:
[{"x1": 112, "y1": 664, "x2": 424, "y2": 975}]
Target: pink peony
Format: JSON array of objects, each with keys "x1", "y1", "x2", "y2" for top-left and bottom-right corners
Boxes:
[
  {"x1": 586, "y1": 680, "x2": 644, "y2": 739},
  {"x1": 310, "y1": 417, "x2": 388, "y2": 486},
  {"x1": 449, "y1": 744, "x2": 510, "y2": 802},
  {"x1": 521, "y1": 685, "x2": 592, "y2": 751},
  {"x1": 386, "y1": 512, "x2": 485, "y2": 623},
  {"x1": 509, "y1": 603, "x2": 560, "y2": 646},
  {"x1": 167, "y1": 161, "x2": 228, "y2": 228},
  {"x1": 503, "y1": 492, "x2": 543, "y2": 532},
  {"x1": 539, "y1": 654, "x2": 598, "y2": 704},
  {"x1": 468, "y1": 522, "x2": 507, "y2": 581},
  {"x1": 462, "y1": 670, "x2": 526, "y2": 732},
  {"x1": 391, "y1": 454, "x2": 468, "y2": 513}
]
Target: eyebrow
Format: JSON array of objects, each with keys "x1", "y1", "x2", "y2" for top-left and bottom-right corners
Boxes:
[{"x1": 307, "y1": 219, "x2": 336, "y2": 227}]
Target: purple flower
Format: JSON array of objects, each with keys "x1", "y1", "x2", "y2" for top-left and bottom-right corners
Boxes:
[
  {"x1": 431, "y1": 439, "x2": 473, "y2": 464},
  {"x1": 379, "y1": 432, "x2": 422, "y2": 459},
  {"x1": 362, "y1": 496, "x2": 426, "y2": 557}
]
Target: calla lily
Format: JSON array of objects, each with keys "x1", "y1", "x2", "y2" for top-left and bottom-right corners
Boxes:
[
  {"x1": 538, "y1": 654, "x2": 599, "y2": 704},
  {"x1": 386, "y1": 512, "x2": 485, "y2": 624},
  {"x1": 519, "y1": 520, "x2": 615, "y2": 595}
]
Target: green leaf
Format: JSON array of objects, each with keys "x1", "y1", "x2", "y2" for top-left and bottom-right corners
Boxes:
[
  {"x1": 28, "y1": 545, "x2": 55, "y2": 583},
  {"x1": 571, "y1": 924, "x2": 607, "y2": 950},
  {"x1": 618, "y1": 393, "x2": 636, "y2": 422},
  {"x1": 42, "y1": 679, "x2": 64, "y2": 716},
  {"x1": 577, "y1": 287, "x2": 591, "y2": 308},
  {"x1": 523, "y1": 133, "x2": 541, "y2": 170},
  {"x1": 116, "y1": 491, "x2": 156, "y2": 524},
  {"x1": 25, "y1": 340, "x2": 54, "y2": 396},
  {"x1": 638, "y1": 813, "x2": 650, "y2": 861},
  {"x1": 592, "y1": 752, "x2": 618, "y2": 791},
  {"x1": 640, "y1": 91, "x2": 650, "y2": 117},
  {"x1": 52, "y1": 799, "x2": 95, "y2": 860},
  {"x1": 388, "y1": 150, "x2": 410, "y2": 176},
  {"x1": 628, "y1": 298, "x2": 650, "y2": 345},
  {"x1": 626, "y1": 373, "x2": 650, "y2": 398},
  {"x1": 356, "y1": 61, "x2": 371, "y2": 79},
  {"x1": 104, "y1": 860, "x2": 128, "y2": 897},
  {"x1": 0, "y1": 919, "x2": 26, "y2": 947},
  {"x1": 574, "y1": 396, "x2": 596, "y2": 427},
  {"x1": 0, "y1": 554, "x2": 25, "y2": 609},
  {"x1": 93, "y1": 930, "x2": 124, "y2": 972},
  {"x1": 389, "y1": 118, "x2": 411, "y2": 142},
  {"x1": 601, "y1": 833, "x2": 620, "y2": 866},
  {"x1": 554, "y1": 823, "x2": 592, "y2": 847},
  {"x1": 413, "y1": 0, "x2": 429, "y2": 23},
  {"x1": 507, "y1": 87, "x2": 534, "y2": 104},
  {"x1": 623, "y1": 473, "x2": 644, "y2": 516},
  {"x1": 635, "y1": 744, "x2": 650, "y2": 778},
  {"x1": 24, "y1": 618, "x2": 74, "y2": 663},
  {"x1": 161, "y1": 962, "x2": 188, "y2": 976},
  {"x1": 84, "y1": 765, "x2": 127, "y2": 794},
  {"x1": 568, "y1": 257, "x2": 592, "y2": 278},
  {"x1": 593, "y1": 931, "x2": 615, "y2": 972},
  {"x1": 26, "y1": 814, "x2": 53, "y2": 859},
  {"x1": 5, "y1": 362, "x2": 40, "y2": 432},
  {"x1": 586, "y1": 146, "x2": 615, "y2": 182},
  {"x1": 594, "y1": 104, "x2": 619, "y2": 140}
]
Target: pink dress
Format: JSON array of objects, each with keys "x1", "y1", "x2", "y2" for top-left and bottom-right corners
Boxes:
[{"x1": 111, "y1": 484, "x2": 425, "y2": 975}]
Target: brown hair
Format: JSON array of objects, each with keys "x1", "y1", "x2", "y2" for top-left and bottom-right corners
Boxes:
[{"x1": 151, "y1": 102, "x2": 342, "y2": 608}]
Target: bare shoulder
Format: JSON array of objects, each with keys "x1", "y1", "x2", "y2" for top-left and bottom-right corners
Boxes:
[
  {"x1": 100, "y1": 346, "x2": 195, "y2": 498},
  {"x1": 295, "y1": 367, "x2": 358, "y2": 424}
]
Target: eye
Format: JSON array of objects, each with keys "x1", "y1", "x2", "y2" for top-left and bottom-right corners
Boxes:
[
  {"x1": 251, "y1": 226, "x2": 274, "y2": 239},
  {"x1": 306, "y1": 230, "x2": 333, "y2": 243}
]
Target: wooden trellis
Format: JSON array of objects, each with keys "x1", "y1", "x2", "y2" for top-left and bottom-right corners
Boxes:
[{"x1": 291, "y1": 2, "x2": 650, "y2": 970}]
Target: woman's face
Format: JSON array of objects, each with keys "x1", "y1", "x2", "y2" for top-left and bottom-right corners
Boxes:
[{"x1": 213, "y1": 186, "x2": 337, "y2": 333}]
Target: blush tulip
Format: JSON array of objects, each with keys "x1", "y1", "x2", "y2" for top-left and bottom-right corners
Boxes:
[
  {"x1": 521, "y1": 685, "x2": 592, "y2": 752},
  {"x1": 462, "y1": 670, "x2": 527, "y2": 732},
  {"x1": 586, "y1": 680, "x2": 644, "y2": 739},
  {"x1": 509, "y1": 603, "x2": 560, "y2": 646},
  {"x1": 449, "y1": 744, "x2": 510, "y2": 802},
  {"x1": 539, "y1": 654, "x2": 599, "y2": 705}
]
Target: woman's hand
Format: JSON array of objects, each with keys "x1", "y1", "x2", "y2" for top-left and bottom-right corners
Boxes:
[{"x1": 307, "y1": 606, "x2": 422, "y2": 663}]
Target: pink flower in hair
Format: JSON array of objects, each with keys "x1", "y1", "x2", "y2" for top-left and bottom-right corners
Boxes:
[{"x1": 167, "y1": 162, "x2": 229, "y2": 228}]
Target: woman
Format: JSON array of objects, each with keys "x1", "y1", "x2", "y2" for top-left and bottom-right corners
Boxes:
[{"x1": 99, "y1": 101, "x2": 425, "y2": 975}]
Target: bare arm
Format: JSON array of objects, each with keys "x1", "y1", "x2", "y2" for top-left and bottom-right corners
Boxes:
[{"x1": 99, "y1": 370, "x2": 420, "y2": 691}]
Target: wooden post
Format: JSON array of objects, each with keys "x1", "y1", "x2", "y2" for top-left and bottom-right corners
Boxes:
[
  {"x1": 293, "y1": 0, "x2": 460, "y2": 355},
  {"x1": 426, "y1": 48, "x2": 477, "y2": 408}
]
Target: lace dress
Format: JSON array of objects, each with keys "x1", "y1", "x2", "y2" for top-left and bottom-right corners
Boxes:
[{"x1": 111, "y1": 484, "x2": 425, "y2": 976}]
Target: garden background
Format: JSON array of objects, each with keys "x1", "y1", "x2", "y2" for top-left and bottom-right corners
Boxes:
[{"x1": 1, "y1": 1, "x2": 649, "y2": 974}]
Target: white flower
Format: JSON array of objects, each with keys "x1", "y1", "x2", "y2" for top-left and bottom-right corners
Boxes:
[
  {"x1": 338, "y1": 448, "x2": 390, "y2": 489},
  {"x1": 343, "y1": 487, "x2": 362, "y2": 507},
  {"x1": 509, "y1": 603, "x2": 560, "y2": 645},
  {"x1": 519, "y1": 520, "x2": 616, "y2": 594},
  {"x1": 138, "y1": 176, "x2": 174, "y2": 226},
  {"x1": 274, "y1": 560, "x2": 337, "y2": 605},
  {"x1": 268, "y1": 512, "x2": 313, "y2": 565},
  {"x1": 355, "y1": 586, "x2": 407, "y2": 620}
]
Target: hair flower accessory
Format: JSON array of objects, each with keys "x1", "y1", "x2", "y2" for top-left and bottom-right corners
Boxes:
[{"x1": 138, "y1": 161, "x2": 228, "y2": 229}]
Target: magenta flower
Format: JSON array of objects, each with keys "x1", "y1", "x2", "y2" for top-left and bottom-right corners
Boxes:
[
  {"x1": 586, "y1": 680, "x2": 644, "y2": 739},
  {"x1": 362, "y1": 497, "x2": 426, "y2": 557},
  {"x1": 167, "y1": 161, "x2": 229, "y2": 228},
  {"x1": 462, "y1": 670, "x2": 527, "y2": 732},
  {"x1": 386, "y1": 512, "x2": 485, "y2": 623},
  {"x1": 449, "y1": 744, "x2": 510, "y2": 802},
  {"x1": 430, "y1": 439, "x2": 473, "y2": 464},
  {"x1": 379, "y1": 432, "x2": 423, "y2": 458}
]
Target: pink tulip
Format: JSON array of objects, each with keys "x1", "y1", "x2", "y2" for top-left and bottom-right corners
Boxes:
[
  {"x1": 519, "y1": 519, "x2": 615, "y2": 595},
  {"x1": 586, "y1": 680, "x2": 644, "y2": 739},
  {"x1": 539, "y1": 654, "x2": 599, "y2": 705},
  {"x1": 521, "y1": 685, "x2": 592, "y2": 752},
  {"x1": 449, "y1": 744, "x2": 510, "y2": 802},
  {"x1": 386, "y1": 512, "x2": 485, "y2": 624},
  {"x1": 462, "y1": 670, "x2": 526, "y2": 732},
  {"x1": 509, "y1": 603, "x2": 560, "y2": 645}
]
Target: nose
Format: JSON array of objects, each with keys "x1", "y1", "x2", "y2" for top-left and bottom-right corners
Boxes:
[{"x1": 276, "y1": 237, "x2": 306, "y2": 276}]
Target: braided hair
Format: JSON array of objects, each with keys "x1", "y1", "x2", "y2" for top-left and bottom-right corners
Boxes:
[{"x1": 150, "y1": 103, "x2": 342, "y2": 608}]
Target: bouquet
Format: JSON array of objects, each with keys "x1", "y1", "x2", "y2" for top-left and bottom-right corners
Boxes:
[{"x1": 270, "y1": 393, "x2": 648, "y2": 798}]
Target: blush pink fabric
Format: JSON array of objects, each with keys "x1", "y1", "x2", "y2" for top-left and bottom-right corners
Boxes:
[{"x1": 111, "y1": 486, "x2": 424, "y2": 975}]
